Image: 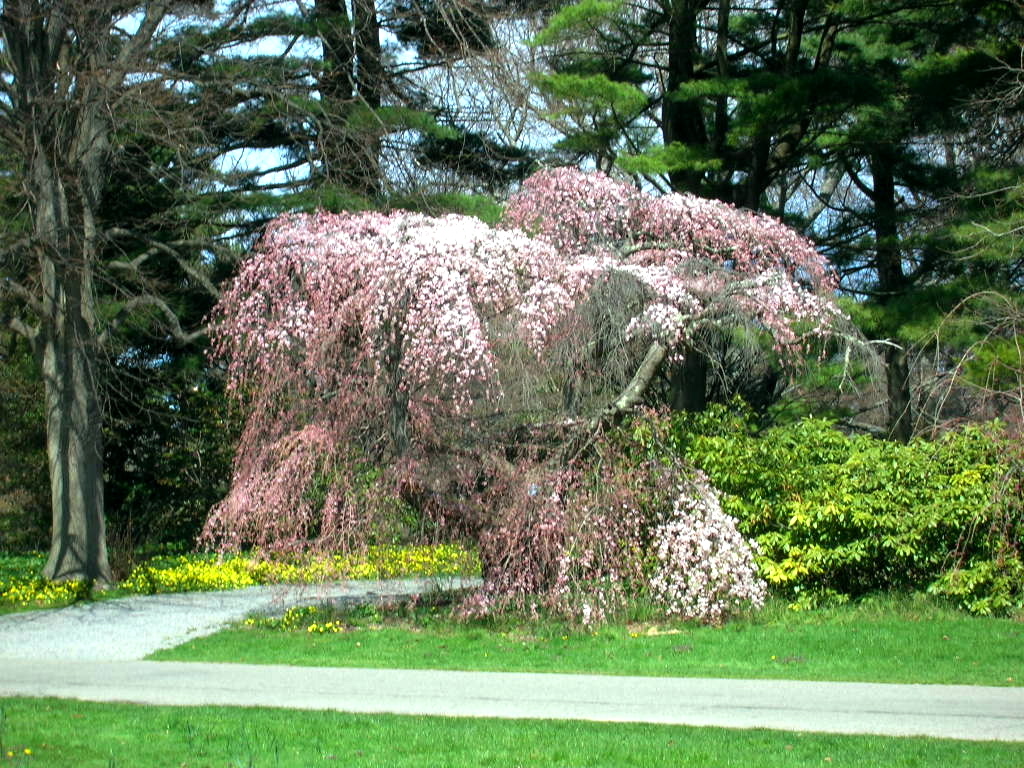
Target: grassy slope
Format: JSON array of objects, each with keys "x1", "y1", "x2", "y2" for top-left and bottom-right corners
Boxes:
[
  {"x1": 151, "y1": 596, "x2": 1024, "y2": 687},
  {"x1": 1, "y1": 698, "x2": 1021, "y2": 768}
]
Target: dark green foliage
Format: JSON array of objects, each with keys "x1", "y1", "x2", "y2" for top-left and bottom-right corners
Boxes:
[
  {"x1": 528, "y1": 0, "x2": 1024, "y2": 435},
  {"x1": 95, "y1": 116, "x2": 239, "y2": 563},
  {"x1": 104, "y1": 376, "x2": 238, "y2": 560},
  {"x1": 0, "y1": 345, "x2": 48, "y2": 552},
  {"x1": 414, "y1": 129, "x2": 535, "y2": 193},
  {"x1": 631, "y1": 405, "x2": 1023, "y2": 614}
]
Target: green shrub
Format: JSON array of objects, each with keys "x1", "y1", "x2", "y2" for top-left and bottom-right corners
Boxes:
[{"x1": 631, "y1": 405, "x2": 1022, "y2": 614}]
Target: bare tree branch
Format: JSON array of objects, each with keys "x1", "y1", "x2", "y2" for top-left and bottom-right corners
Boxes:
[
  {"x1": 106, "y1": 229, "x2": 221, "y2": 299},
  {"x1": 0, "y1": 276, "x2": 42, "y2": 317},
  {"x1": 100, "y1": 293, "x2": 208, "y2": 347}
]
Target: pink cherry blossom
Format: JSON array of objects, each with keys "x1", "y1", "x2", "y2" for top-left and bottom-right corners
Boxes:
[{"x1": 204, "y1": 167, "x2": 844, "y2": 574}]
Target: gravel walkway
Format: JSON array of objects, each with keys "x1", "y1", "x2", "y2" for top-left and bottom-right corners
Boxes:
[{"x1": 0, "y1": 576, "x2": 480, "y2": 661}]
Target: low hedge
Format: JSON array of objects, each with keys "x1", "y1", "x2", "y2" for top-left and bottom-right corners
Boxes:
[{"x1": 631, "y1": 406, "x2": 1023, "y2": 615}]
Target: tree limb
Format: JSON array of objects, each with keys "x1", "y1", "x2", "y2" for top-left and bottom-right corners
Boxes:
[
  {"x1": 0, "y1": 276, "x2": 43, "y2": 318},
  {"x1": 597, "y1": 340, "x2": 669, "y2": 427},
  {"x1": 106, "y1": 229, "x2": 221, "y2": 299},
  {"x1": 98, "y1": 294, "x2": 208, "y2": 347}
]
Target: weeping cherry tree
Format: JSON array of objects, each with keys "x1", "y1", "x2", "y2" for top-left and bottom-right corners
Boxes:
[{"x1": 205, "y1": 167, "x2": 846, "y2": 620}]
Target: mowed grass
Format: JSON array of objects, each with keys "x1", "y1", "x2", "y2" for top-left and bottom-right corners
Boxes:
[
  {"x1": 151, "y1": 594, "x2": 1024, "y2": 687},
  {"x1": 1, "y1": 698, "x2": 1021, "y2": 768}
]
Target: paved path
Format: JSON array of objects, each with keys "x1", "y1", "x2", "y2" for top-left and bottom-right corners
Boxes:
[
  {"x1": 0, "y1": 577, "x2": 479, "y2": 661},
  {"x1": 2, "y1": 660, "x2": 1023, "y2": 742},
  {"x1": 1, "y1": 582, "x2": 1022, "y2": 742}
]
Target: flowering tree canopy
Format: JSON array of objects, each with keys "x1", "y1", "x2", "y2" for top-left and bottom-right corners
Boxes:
[{"x1": 203, "y1": 167, "x2": 843, "y2": 554}]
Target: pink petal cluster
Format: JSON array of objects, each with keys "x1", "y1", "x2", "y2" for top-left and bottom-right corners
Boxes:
[
  {"x1": 206, "y1": 167, "x2": 845, "y2": 561},
  {"x1": 504, "y1": 167, "x2": 839, "y2": 357},
  {"x1": 461, "y1": 440, "x2": 766, "y2": 627},
  {"x1": 649, "y1": 471, "x2": 767, "y2": 624},
  {"x1": 215, "y1": 210, "x2": 559, "y2": 418}
]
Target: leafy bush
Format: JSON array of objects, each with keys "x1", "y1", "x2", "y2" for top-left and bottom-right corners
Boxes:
[
  {"x1": 928, "y1": 437, "x2": 1024, "y2": 615},
  {"x1": 652, "y1": 404, "x2": 1022, "y2": 613}
]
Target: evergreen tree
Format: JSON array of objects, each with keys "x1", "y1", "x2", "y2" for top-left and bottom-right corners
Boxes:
[{"x1": 528, "y1": 0, "x2": 1024, "y2": 434}]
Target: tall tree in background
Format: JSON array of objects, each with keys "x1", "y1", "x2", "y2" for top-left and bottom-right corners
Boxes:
[
  {"x1": 174, "y1": 0, "x2": 543, "y2": 219},
  {"x1": 527, "y1": 0, "x2": 1024, "y2": 434},
  {"x1": 810, "y1": 1, "x2": 1023, "y2": 439},
  {"x1": 0, "y1": 0, "x2": 250, "y2": 583}
]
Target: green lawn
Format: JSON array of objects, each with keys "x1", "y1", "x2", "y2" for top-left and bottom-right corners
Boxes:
[
  {"x1": 151, "y1": 595, "x2": 1024, "y2": 687},
  {"x1": 1, "y1": 698, "x2": 1020, "y2": 768}
]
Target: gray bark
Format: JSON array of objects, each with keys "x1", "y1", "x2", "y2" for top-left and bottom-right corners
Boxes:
[
  {"x1": 598, "y1": 340, "x2": 669, "y2": 425},
  {"x1": 885, "y1": 343, "x2": 913, "y2": 444},
  {"x1": 41, "y1": 294, "x2": 111, "y2": 584},
  {"x1": 0, "y1": 1, "x2": 169, "y2": 585},
  {"x1": 29, "y1": 78, "x2": 113, "y2": 585}
]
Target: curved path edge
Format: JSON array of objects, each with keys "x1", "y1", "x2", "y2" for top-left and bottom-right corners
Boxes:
[{"x1": 0, "y1": 577, "x2": 481, "y2": 661}]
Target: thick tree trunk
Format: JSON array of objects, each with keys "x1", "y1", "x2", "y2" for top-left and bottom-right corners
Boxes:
[
  {"x1": 29, "y1": 106, "x2": 113, "y2": 585},
  {"x1": 885, "y1": 343, "x2": 913, "y2": 443},
  {"x1": 669, "y1": 349, "x2": 708, "y2": 412},
  {"x1": 41, "y1": 302, "x2": 111, "y2": 585},
  {"x1": 663, "y1": 0, "x2": 708, "y2": 195}
]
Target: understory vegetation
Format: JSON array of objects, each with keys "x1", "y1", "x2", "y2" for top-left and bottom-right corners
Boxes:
[
  {"x1": 3, "y1": 402, "x2": 1021, "y2": 623},
  {"x1": 642, "y1": 405, "x2": 1024, "y2": 616}
]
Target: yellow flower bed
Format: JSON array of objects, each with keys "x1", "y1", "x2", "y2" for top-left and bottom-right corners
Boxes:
[
  {"x1": 120, "y1": 556, "x2": 259, "y2": 594},
  {"x1": 0, "y1": 543, "x2": 480, "y2": 607},
  {"x1": 0, "y1": 578, "x2": 85, "y2": 608},
  {"x1": 121, "y1": 543, "x2": 481, "y2": 595}
]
